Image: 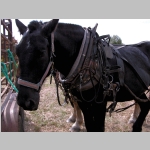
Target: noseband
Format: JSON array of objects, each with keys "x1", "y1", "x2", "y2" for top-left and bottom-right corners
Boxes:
[
  {"x1": 18, "y1": 61, "x2": 53, "y2": 91},
  {"x1": 17, "y1": 23, "x2": 58, "y2": 91}
]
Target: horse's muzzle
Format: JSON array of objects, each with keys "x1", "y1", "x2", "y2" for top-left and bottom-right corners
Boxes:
[
  {"x1": 17, "y1": 97, "x2": 39, "y2": 111},
  {"x1": 25, "y1": 99, "x2": 38, "y2": 110},
  {"x1": 17, "y1": 88, "x2": 40, "y2": 111}
]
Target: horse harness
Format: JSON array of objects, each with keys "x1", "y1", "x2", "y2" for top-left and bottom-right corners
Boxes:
[
  {"x1": 17, "y1": 22, "x2": 150, "y2": 115},
  {"x1": 56, "y1": 23, "x2": 150, "y2": 114},
  {"x1": 54, "y1": 24, "x2": 126, "y2": 114}
]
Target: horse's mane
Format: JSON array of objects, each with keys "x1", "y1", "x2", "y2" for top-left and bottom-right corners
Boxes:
[
  {"x1": 56, "y1": 23, "x2": 84, "y2": 42},
  {"x1": 28, "y1": 20, "x2": 81, "y2": 30},
  {"x1": 28, "y1": 20, "x2": 83, "y2": 33},
  {"x1": 57, "y1": 23, "x2": 83, "y2": 31}
]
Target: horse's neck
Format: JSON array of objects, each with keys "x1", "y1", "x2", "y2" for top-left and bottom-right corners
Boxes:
[{"x1": 53, "y1": 24, "x2": 84, "y2": 77}]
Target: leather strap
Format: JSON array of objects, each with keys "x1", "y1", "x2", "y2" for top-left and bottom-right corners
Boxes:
[
  {"x1": 18, "y1": 61, "x2": 53, "y2": 91},
  {"x1": 51, "y1": 23, "x2": 58, "y2": 56},
  {"x1": 113, "y1": 48, "x2": 125, "y2": 86},
  {"x1": 61, "y1": 28, "x2": 88, "y2": 83},
  {"x1": 59, "y1": 24, "x2": 101, "y2": 91}
]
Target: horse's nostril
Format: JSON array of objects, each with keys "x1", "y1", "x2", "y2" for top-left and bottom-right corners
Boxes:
[
  {"x1": 25, "y1": 100, "x2": 30, "y2": 108},
  {"x1": 25, "y1": 99, "x2": 35, "y2": 109}
]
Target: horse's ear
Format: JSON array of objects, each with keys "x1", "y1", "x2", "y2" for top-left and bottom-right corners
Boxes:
[
  {"x1": 15, "y1": 19, "x2": 27, "y2": 35},
  {"x1": 41, "y1": 19, "x2": 59, "y2": 37}
]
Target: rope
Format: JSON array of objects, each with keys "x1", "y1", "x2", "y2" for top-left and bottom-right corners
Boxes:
[
  {"x1": 114, "y1": 102, "x2": 136, "y2": 113},
  {"x1": 7, "y1": 49, "x2": 18, "y2": 68},
  {"x1": 1, "y1": 62, "x2": 18, "y2": 93},
  {"x1": 7, "y1": 49, "x2": 18, "y2": 78},
  {"x1": 124, "y1": 84, "x2": 149, "y2": 102},
  {"x1": 52, "y1": 73, "x2": 68, "y2": 106},
  {"x1": 1, "y1": 49, "x2": 18, "y2": 93}
]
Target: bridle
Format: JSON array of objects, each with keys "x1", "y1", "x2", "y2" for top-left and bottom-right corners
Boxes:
[
  {"x1": 17, "y1": 61, "x2": 53, "y2": 91},
  {"x1": 17, "y1": 23, "x2": 58, "y2": 91}
]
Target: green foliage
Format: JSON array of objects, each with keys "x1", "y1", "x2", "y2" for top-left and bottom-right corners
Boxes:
[{"x1": 110, "y1": 35, "x2": 123, "y2": 44}]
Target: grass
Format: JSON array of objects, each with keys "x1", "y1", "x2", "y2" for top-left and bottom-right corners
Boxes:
[{"x1": 24, "y1": 78, "x2": 150, "y2": 132}]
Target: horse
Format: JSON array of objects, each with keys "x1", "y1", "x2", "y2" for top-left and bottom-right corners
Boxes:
[
  {"x1": 14, "y1": 52, "x2": 144, "y2": 132},
  {"x1": 15, "y1": 19, "x2": 150, "y2": 132}
]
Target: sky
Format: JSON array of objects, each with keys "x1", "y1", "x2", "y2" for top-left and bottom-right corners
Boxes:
[{"x1": 10, "y1": 19, "x2": 150, "y2": 44}]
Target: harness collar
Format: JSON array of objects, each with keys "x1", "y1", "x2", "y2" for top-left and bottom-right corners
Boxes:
[
  {"x1": 59, "y1": 24, "x2": 100, "y2": 91},
  {"x1": 59, "y1": 27, "x2": 88, "y2": 83}
]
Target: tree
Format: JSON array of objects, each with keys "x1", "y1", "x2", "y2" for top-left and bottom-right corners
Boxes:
[{"x1": 110, "y1": 35, "x2": 123, "y2": 44}]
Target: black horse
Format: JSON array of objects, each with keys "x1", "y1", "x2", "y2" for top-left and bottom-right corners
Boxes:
[{"x1": 15, "y1": 19, "x2": 150, "y2": 132}]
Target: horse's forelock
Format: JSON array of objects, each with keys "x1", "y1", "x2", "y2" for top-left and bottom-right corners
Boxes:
[{"x1": 28, "y1": 20, "x2": 43, "y2": 33}]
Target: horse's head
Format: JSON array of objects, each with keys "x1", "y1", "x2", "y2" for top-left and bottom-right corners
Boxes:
[{"x1": 15, "y1": 19, "x2": 59, "y2": 110}]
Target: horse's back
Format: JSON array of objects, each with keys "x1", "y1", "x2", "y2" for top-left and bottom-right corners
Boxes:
[{"x1": 129, "y1": 41, "x2": 150, "y2": 60}]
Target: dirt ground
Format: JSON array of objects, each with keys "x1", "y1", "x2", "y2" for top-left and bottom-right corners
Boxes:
[{"x1": 22, "y1": 78, "x2": 150, "y2": 132}]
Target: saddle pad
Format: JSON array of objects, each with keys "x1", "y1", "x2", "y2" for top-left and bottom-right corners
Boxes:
[{"x1": 118, "y1": 43, "x2": 150, "y2": 88}]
